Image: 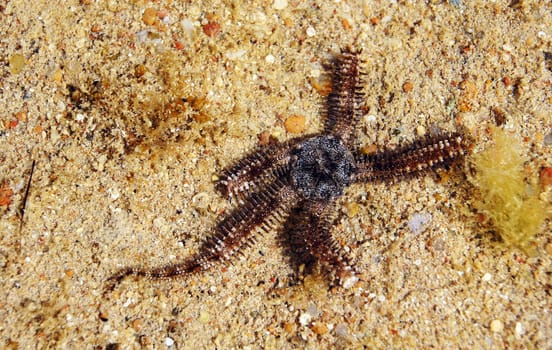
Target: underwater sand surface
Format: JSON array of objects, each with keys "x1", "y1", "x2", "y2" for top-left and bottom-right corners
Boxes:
[{"x1": 1, "y1": 0, "x2": 551, "y2": 348}]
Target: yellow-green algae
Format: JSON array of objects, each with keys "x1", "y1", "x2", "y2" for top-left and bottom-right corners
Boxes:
[{"x1": 469, "y1": 126, "x2": 548, "y2": 254}]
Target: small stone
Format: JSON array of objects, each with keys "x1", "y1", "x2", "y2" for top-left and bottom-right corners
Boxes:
[
  {"x1": 272, "y1": 0, "x2": 288, "y2": 10},
  {"x1": 131, "y1": 318, "x2": 143, "y2": 331},
  {"x1": 416, "y1": 125, "x2": 426, "y2": 137},
  {"x1": 306, "y1": 26, "x2": 316, "y2": 37},
  {"x1": 515, "y1": 322, "x2": 524, "y2": 338},
  {"x1": 408, "y1": 213, "x2": 432, "y2": 235},
  {"x1": 311, "y1": 322, "x2": 329, "y2": 335},
  {"x1": 299, "y1": 312, "x2": 312, "y2": 326},
  {"x1": 543, "y1": 132, "x2": 552, "y2": 145},
  {"x1": 402, "y1": 81, "x2": 413, "y2": 92},
  {"x1": 490, "y1": 319, "x2": 504, "y2": 333},
  {"x1": 203, "y1": 22, "x2": 221, "y2": 37},
  {"x1": 342, "y1": 274, "x2": 359, "y2": 289},
  {"x1": 310, "y1": 75, "x2": 332, "y2": 96},
  {"x1": 540, "y1": 167, "x2": 552, "y2": 187},
  {"x1": 335, "y1": 323, "x2": 350, "y2": 338},
  {"x1": 283, "y1": 321, "x2": 294, "y2": 332},
  {"x1": 284, "y1": 115, "x2": 306, "y2": 134},
  {"x1": 142, "y1": 8, "x2": 157, "y2": 26},
  {"x1": 165, "y1": 337, "x2": 174, "y2": 347},
  {"x1": 9, "y1": 54, "x2": 25, "y2": 75},
  {"x1": 265, "y1": 54, "x2": 275, "y2": 64},
  {"x1": 345, "y1": 202, "x2": 359, "y2": 218},
  {"x1": 0, "y1": 184, "x2": 14, "y2": 206},
  {"x1": 482, "y1": 272, "x2": 492, "y2": 282},
  {"x1": 51, "y1": 68, "x2": 63, "y2": 84}
]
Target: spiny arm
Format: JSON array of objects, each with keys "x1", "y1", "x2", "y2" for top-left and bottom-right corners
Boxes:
[
  {"x1": 353, "y1": 132, "x2": 472, "y2": 183},
  {"x1": 105, "y1": 178, "x2": 299, "y2": 292},
  {"x1": 299, "y1": 200, "x2": 358, "y2": 287},
  {"x1": 323, "y1": 48, "x2": 365, "y2": 145}
]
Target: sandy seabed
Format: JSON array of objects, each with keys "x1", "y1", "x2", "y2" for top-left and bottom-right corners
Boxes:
[{"x1": 1, "y1": 0, "x2": 551, "y2": 349}]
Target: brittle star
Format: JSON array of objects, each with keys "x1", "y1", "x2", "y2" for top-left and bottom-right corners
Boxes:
[{"x1": 106, "y1": 48, "x2": 471, "y2": 292}]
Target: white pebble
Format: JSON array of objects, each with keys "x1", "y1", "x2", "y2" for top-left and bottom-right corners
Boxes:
[
  {"x1": 482, "y1": 272, "x2": 492, "y2": 282},
  {"x1": 226, "y1": 49, "x2": 247, "y2": 60},
  {"x1": 502, "y1": 44, "x2": 514, "y2": 52},
  {"x1": 342, "y1": 275, "x2": 359, "y2": 289},
  {"x1": 490, "y1": 319, "x2": 504, "y2": 333},
  {"x1": 165, "y1": 337, "x2": 175, "y2": 347},
  {"x1": 265, "y1": 54, "x2": 275, "y2": 64},
  {"x1": 299, "y1": 312, "x2": 312, "y2": 326},
  {"x1": 515, "y1": 322, "x2": 524, "y2": 338},
  {"x1": 272, "y1": 0, "x2": 288, "y2": 10},
  {"x1": 306, "y1": 26, "x2": 316, "y2": 37},
  {"x1": 182, "y1": 19, "x2": 194, "y2": 37}
]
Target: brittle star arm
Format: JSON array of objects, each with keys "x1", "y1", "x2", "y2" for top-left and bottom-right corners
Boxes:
[
  {"x1": 351, "y1": 132, "x2": 472, "y2": 183},
  {"x1": 300, "y1": 199, "x2": 358, "y2": 286},
  {"x1": 216, "y1": 138, "x2": 306, "y2": 202},
  {"x1": 105, "y1": 178, "x2": 299, "y2": 291},
  {"x1": 323, "y1": 48, "x2": 365, "y2": 146}
]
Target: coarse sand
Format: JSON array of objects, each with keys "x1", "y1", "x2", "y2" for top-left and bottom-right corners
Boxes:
[{"x1": 1, "y1": 1, "x2": 551, "y2": 348}]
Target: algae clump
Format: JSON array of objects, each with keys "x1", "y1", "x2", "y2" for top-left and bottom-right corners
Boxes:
[{"x1": 469, "y1": 126, "x2": 548, "y2": 254}]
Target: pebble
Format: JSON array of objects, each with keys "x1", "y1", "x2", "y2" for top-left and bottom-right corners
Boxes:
[
  {"x1": 543, "y1": 132, "x2": 552, "y2": 145},
  {"x1": 345, "y1": 202, "x2": 359, "y2": 218},
  {"x1": 335, "y1": 323, "x2": 350, "y2": 338},
  {"x1": 9, "y1": 54, "x2": 25, "y2": 75},
  {"x1": 540, "y1": 167, "x2": 552, "y2": 187},
  {"x1": 272, "y1": 0, "x2": 288, "y2": 10},
  {"x1": 51, "y1": 68, "x2": 63, "y2": 84},
  {"x1": 131, "y1": 318, "x2": 143, "y2": 331},
  {"x1": 342, "y1": 275, "x2": 359, "y2": 289},
  {"x1": 490, "y1": 319, "x2": 504, "y2": 333},
  {"x1": 284, "y1": 115, "x2": 306, "y2": 134},
  {"x1": 182, "y1": 19, "x2": 194, "y2": 37},
  {"x1": 0, "y1": 184, "x2": 13, "y2": 206},
  {"x1": 265, "y1": 54, "x2": 275, "y2": 64},
  {"x1": 165, "y1": 337, "x2": 175, "y2": 347},
  {"x1": 299, "y1": 312, "x2": 312, "y2": 326},
  {"x1": 515, "y1": 322, "x2": 524, "y2": 338},
  {"x1": 143, "y1": 8, "x2": 157, "y2": 26},
  {"x1": 203, "y1": 22, "x2": 221, "y2": 37},
  {"x1": 311, "y1": 322, "x2": 329, "y2": 335},
  {"x1": 226, "y1": 50, "x2": 247, "y2": 60},
  {"x1": 408, "y1": 213, "x2": 432, "y2": 235},
  {"x1": 306, "y1": 26, "x2": 316, "y2": 37},
  {"x1": 402, "y1": 81, "x2": 413, "y2": 92}
]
